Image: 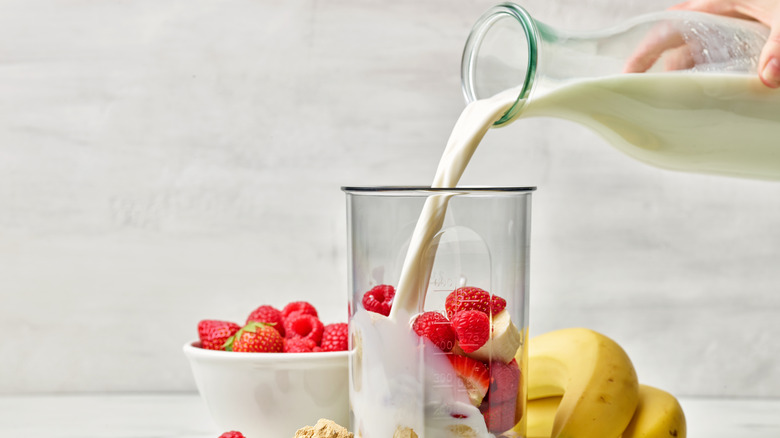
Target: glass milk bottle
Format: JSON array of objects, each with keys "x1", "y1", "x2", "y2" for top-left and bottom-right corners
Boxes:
[{"x1": 462, "y1": 2, "x2": 780, "y2": 180}]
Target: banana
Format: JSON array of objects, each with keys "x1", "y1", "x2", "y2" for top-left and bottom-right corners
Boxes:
[
  {"x1": 525, "y1": 385, "x2": 686, "y2": 438},
  {"x1": 526, "y1": 327, "x2": 639, "y2": 438},
  {"x1": 526, "y1": 396, "x2": 561, "y2": 438},
  {"x1": 623, "y1": 384, "x2": 686, "y2": 438},
  {"x1": 460, "y1": 309, "x2": 522, "y2": 364}
]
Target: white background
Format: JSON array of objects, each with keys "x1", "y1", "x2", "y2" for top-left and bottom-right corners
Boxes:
[{"x1": 1, "y1": 0, "x2": 778, "y2": 397}]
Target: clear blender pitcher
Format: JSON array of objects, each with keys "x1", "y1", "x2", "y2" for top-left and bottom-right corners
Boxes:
[
  {"x1": 462, "y1": 2, "x2": 780, "y2": 180},
  {"x1": 344, "y1": 187, "x2": 533, "y2": 438}
]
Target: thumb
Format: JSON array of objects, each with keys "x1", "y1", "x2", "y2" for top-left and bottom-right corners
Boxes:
[{"x1": 759, "y1": 14, "x2": 780, "y2": 88}]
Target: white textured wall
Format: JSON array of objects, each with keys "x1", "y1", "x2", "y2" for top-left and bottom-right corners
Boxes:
[{"x1": 2, "y1": 0, "x2": 779, "y2": 397}]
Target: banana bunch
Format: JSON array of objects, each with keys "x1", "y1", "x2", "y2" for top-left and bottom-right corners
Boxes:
[{"x1": 520, "y1": 328, "x2": 686, "y2": 438}]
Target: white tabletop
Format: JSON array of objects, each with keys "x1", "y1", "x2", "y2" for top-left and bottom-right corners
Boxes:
[{"x1": 0, "y1": 393, "x2": 778, "y2": 438}]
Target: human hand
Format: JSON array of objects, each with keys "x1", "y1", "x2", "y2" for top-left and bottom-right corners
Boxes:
[
  {"x1": 670, "y1": 0, "x2": 780, "y2": 87},
  {"x1": 623, "y1": 22, "x2": 696, "y2": 74}
]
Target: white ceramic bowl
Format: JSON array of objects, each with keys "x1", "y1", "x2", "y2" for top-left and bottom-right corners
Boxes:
[{"x1": 183, "y1": 341, "x2": 349, "y2": 437}]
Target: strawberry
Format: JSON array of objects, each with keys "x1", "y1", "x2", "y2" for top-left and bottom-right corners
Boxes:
[
  {"x1": 445, "y1": 287, "x2": 491, "y2": 319},
  {"x1": 445, "y1": 287, "x2": 508, "y2": 320},
  {"x1": 197, "y1": 320, "x2": 241, "y2": 351},
  {"x1": 487, "y1": 359, "x2": 520, "y2": 403},
  {"x1": 362, "y1": 284, "x2": 395, "y2": 316},
  {"x1": 284, "y1": 337, "x2": 317, "y2": 353},
  {"x1": 479, "y1": 397, "x2": 518, "y2": 434},
  {"x1": 282, "y1": 301, "x2": 318, "y2": 318},
  {"x1": 284, "y1": 312, "x2": 325, "y2": 345},
  {"x1": 451, "y1": 310, "x2": 490, "y2": 353},
  {"x1": 490, "y1": 295, "x2": 507, "y2": 314},
  {"x1": 412, "y1": 311, "x2": 456, "y2": 352},
  {"x1": 447, "y1": 354, "x2": 490, "y2": 407},
  {"x1": 226, "y1": 321, "x2": 284, "y2": 352},
  {"x1": 320, "y1": 323, "x2": 349, "y2": 351},
  {"x1": 246, "y1": 305, "x2": 285, "y2": 337},
  {"x1": 479, "y1": 359, "x2": 521, "y2": 433},
  {"x1": 218, "y1": 432, "x2": 246, "y2": 438}
]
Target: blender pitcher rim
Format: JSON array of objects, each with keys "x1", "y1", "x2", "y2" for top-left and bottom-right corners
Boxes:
[{"x1": 341, "y1": 186, "x2": 537, "y2": 193}]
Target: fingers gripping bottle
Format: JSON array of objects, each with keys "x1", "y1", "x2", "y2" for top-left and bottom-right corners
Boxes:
[{"x1": 462, "y1": 2, "x2": 780, "y2": 180}]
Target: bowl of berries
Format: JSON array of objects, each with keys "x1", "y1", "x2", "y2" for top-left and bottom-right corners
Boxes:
[{"x1": 183, "y1": 301, "x2": 349, "y2": 438}]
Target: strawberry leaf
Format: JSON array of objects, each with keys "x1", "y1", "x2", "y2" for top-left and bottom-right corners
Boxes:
[
  {"x1": 222, "y1": 332, "x2": 237, "y2": 351},
  {"x1": 244, "y1": 321, "x2": 268, "y2": 332}
]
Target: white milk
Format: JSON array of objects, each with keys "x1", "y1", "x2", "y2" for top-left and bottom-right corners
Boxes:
[
  {"x1": 523, "y1": 73, "x2": 780, "y2": 180},
  {"x1": 351, "y1": 310, "x2": 495, "y2": 438},
  {"x1": 351, "y1": 72, "x2": 780, "y2": 437}
]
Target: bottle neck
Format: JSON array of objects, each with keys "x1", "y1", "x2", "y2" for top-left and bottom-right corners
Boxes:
[{"x1": 461, "y1": 3, "x2": 539, "y2": 126}]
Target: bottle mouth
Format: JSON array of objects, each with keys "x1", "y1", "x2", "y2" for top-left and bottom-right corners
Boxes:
[{"x1": 461, "y1": 3, "x2": 539, "y2": 125}]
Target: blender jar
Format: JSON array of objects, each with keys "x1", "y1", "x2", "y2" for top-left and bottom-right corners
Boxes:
[{"x1": 343, "y1": 186, "x2": 534, "y2": 438}]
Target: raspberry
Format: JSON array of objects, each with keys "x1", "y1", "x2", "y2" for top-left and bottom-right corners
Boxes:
[
  {"x1": 362, "y1": 284, "x2": 395, "y2": 316},
  {"x1": 197, "y1": 320, "x2": 241, "y2": 350},
  {"x1": 412, "y1": 311, "x2": 456, "y2": 352},
  {"x1": 282, "y1": 301, "x2": 318, "y2": 318},
  {"x1": 246, "y1": 305, "x2": 285, "y2": 337},
  {"x1": 284, "y1": 312, "x2": 325, "y2": 345},
  {"x1": 284, "y1": 337, "x2": 317, "y2": 353},
  {"x1": 320, "y1": 323, "x2": 349, "y2": 351},
  {"x1": 218, "y1": 432, "x2": 246, "y2": 438},
  {"x1": 451, "y1": 310, "x2": 490, "y2": 353}
]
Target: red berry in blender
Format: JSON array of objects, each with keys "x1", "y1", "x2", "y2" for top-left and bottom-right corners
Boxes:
[{"x1": 361, "y1": 284, "x2": 396, "y2": 316}]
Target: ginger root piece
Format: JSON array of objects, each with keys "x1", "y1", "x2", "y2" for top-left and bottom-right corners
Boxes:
[
  {"x1": 393, "y1": 426, "x2": 418, "y2": 438},
  {"x1": 295, "y1": 418, "x2": 353, "y2": 438}
]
